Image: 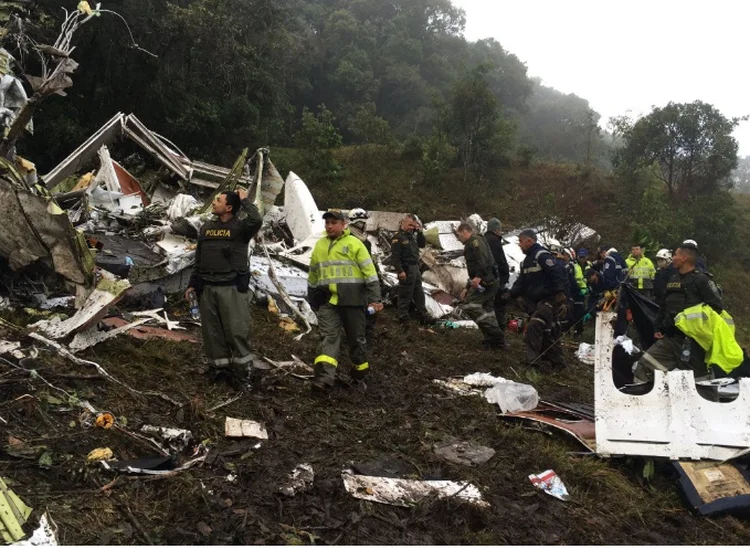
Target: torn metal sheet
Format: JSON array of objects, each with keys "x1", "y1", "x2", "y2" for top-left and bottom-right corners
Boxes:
[
  {"x1": 0, "y1": 181, "x2": 94, "y2": 285},
  {"x1": 500, "y1": 401, "x2": 597, "y2": 452},
  {"x1": 278, "y1": 463, "x2": 315, "y2": 496},
  {"x1": 69, "y1": 318, "x2": 151, "y2": 352},
  {"x1": 140, "y1": 425, "x2": 193, "y2": 454},
  {"x1": 225, "y1": 418, "x2": 268, "y2": 439},
  {"x1": 283, "y1": 172, "x2": 324, "y2": 244},
  {"x1": 100, "y1": 317, "x2": 198, "y2": 343},
  {"x1": 154, "y1": 235, "x2": 195, "y2": 275},
  {"x1": 363, "y1": 211, "x2": 406, "y2": 232},
  {"x1": 42, "y1": 112, "x2": 125, "y2": 188},
  {"x1": 250, "y1": 254, "x2": 308, "y2": 298},
  {"x1": 594, "y1": 311, "x2": 750, "y2": 460},
  {"x1": 674, "y1": 461, "x2": 750, "y2": 516},
  {"x1": 31, "y1": 277, "x2": 131, "y2": 339},
  {"x1": 341, "y1": 470, "x2": 488, "y2": 508},
  {"x1": 15, "y1": 511, "x2": 58, "y2": 546}
]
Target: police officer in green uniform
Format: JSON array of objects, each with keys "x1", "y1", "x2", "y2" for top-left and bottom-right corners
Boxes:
[
  {"x1": 308, "y1": 210, "x2": 383, "y2": 393},
  {"x1": 185, "y1": 189, "x2": 262, "y2": 386},
  {"x1": 456, "y1": 222, "x2": 505, "y2": 348},
  {"x1": 390, "y1": 214, "x2": 428, "y2": 325},
  {"x1": 634, "y1": 243, "x2": 723, "y2": 382}
]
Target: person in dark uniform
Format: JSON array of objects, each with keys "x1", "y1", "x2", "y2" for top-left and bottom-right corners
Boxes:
[
  {"x1": 634, "y1": 243, "x2": 723, "y2": 382},
  {"x1": 653, "y1": 248, "x2": 675, "y2": 303},
  {"x1": 185, "y1": 189, "x2": 263, "y2": 386},
  {"x1": 456, "y1": 222, "x2": 505, "y2": 348},
  {"x1": 390, "y1": 214, "x2": 428, "y2": 326},
  {"x1": 504, "y1": 230, "x2": 569, "y2": 371},
  {"x1": 553, "y1": 246, "x2": 578, "y2": 333},
  {"x1": 483, "y1": 218, "x2": 510, "y2": 334}
]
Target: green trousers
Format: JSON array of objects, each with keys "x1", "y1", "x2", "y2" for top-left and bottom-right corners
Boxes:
[
  {"x1": 397, "y1": 264, "x2": 427, "y2": 321},
  {"x1": 199, "y1": 285, "x2": 254, "y2": 372},
  {"x1": 314, "y1": 304, "x2": 369, "y2": 386},
  {"x1": 461, "y1": 285, "x2": 504, "y2": 342},
  {"x1": 634, "y1": 336, "x2": 708, "y2": 383}
]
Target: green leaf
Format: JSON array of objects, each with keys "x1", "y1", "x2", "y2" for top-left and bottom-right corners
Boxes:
[
  {"x1": 642, "y1": 459, "x2": 655, "y2": 481},
  {"x1": 38, "y1": 451, "x2": 53, "y2": 468}
]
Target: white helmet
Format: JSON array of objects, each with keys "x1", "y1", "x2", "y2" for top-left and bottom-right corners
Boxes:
[
  {"x1": 656, "y1": 248, "x2": 671, "y2": 261},
  {"x1": 348, "y1": 208, "x2": 369, "y2": 221},
  {"x1": 568, "y1": 248, "x2": 576, "y2": 260},
  {"x1": 683, "y1": 239, "x2": 698, "y2": 247}
]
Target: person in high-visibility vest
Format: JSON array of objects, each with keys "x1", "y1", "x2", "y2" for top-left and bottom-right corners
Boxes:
[
  {"x1": 625, "y1": 244, "x2": 656, "y2": 299},
  {"x1": 308, "y1": 210, "x2": 383, "y2": 393}
]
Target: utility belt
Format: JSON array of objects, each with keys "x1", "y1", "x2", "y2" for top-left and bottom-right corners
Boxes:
[{"x1": 199, "y1": 272, "x2": 250, "y2": 293}]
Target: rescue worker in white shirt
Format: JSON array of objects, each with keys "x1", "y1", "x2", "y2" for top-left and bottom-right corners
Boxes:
[{"x1": 625, "y1": 244, "x2": 656, "y2": 299}]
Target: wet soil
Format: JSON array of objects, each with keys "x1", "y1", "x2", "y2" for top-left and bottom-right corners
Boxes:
[{"x1": 1, "y1": 303, "x2": 748, "y2": 545}]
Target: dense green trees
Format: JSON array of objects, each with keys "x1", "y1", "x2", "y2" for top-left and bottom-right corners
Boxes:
[
  {"x1": 7, "y1": 0, "x2": 610, "y2": 171},
  {"x1": 614, "y1": 101, "x2": 742, "y2": 196}
]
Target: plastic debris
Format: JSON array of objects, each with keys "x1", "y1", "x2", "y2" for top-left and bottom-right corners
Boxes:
[
  {"x1": 484, "y1": 381, "x2": 539, "y2": 413},
  {"x1": 529, "y1": 469, "x2": 570, "y2": 501},
  {"x1": 614, "y1": 335, "x2": 639, "y2": 355},
  {"x1": 575, "y1": 342, "x2": 596, "y2": 365},
  {"x1": 433, "y1": 441, "x2": 496, "y2": 466},
  {"x1": 278, "y1": 463, "x2": 315, "y2": 496},
  {"x1": 15, "y1": 511, "x2": 58, "y2": 546},
  {"x1": 0, "y1": 477, "x2": 32, "y2": 543},
  {"x1": 140, "y1": 425, "x2": 193, "y2": 453},
  {"x1": 224, "y1": 418, "x2": 268, "y2": 439},
  {"x1": 341, "y1": 470, "x2": 488, "y2": 508},
  {"x1": 87, "y1": 447, "x2": 114, "y2": 462}
]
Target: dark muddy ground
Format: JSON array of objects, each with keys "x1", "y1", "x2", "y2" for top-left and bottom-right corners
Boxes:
[{"x1": 1, "y1": 302, "x2": 749, "y2": 545}]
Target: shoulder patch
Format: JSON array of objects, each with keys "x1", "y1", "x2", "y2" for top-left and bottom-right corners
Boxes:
[
  {"x1": 545, "y1": 258, "x2": 555, "y2": 267},
  {"x1": 473, "y1": 240, "x2": 479, "y2": 247},
  {"x1": 392, "y1": 238, "x2": 399, "y2": 243}
]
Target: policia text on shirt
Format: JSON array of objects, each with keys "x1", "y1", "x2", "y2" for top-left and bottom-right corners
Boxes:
[{"x1": 185, "y1": 189, "x2": 262, "y2": 387}]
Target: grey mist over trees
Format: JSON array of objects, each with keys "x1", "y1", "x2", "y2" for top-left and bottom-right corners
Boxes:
[{"x1": 15, "y1": 0, "x2": 611, "y2": 171}]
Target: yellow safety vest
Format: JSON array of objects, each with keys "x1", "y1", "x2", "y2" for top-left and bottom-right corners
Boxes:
[
  {"x1": 308, "y1": 229, "x2": 379, "y2": 306},
  {"x1": 625, "y1": 256, "x2": 656, "y2": 290},
  {"x1": 674, "y1": 304, "x2": 743, "y2": 374}
]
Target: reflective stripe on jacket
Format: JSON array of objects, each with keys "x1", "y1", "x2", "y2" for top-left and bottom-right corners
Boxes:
[
  {"x1": 674, "y1": 304, "x2": 743, "y2": 374},
  {"x1": 308, "y1": 229, "x2": 381, "y2": 306},
  {"x1": 625, "y1": 256, "x2": 656, "y2": 290}
]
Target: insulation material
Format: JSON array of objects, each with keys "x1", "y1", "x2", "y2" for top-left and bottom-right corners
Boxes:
[{"x1": 341, "y1": 470, "x2": 488, "y2": 508}]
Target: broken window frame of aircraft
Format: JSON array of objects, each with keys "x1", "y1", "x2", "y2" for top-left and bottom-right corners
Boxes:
[{"x1": 594, "y1": 311, "x2": 750, "y2": 461}]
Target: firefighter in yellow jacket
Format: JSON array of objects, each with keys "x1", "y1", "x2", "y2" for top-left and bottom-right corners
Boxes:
[{"x1": 308, "y1": 210, "x2": 383, "y2": 393}]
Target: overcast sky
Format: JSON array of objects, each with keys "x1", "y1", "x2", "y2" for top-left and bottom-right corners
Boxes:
[{"x1": 453, "y1": 0, "x2": 750, "y2": 156}]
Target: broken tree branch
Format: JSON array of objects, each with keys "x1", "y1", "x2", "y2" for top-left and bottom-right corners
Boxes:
[{"x1": 29, "y1": 333, "x2": 183, "y2": 407}]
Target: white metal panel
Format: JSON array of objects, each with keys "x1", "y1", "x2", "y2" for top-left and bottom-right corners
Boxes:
[{"x1": 594, "y1": 311, "x2": 750, "y2": 460}]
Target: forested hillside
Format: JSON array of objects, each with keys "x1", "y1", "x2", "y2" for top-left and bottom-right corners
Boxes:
[{"x1": 16, "y1": 0, "x2": 606, "y2": 169}]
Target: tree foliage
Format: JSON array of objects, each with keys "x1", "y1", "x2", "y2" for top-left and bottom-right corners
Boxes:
[
  {"x1": 614, "y1": 101, "x2": 742, "y2": 196},
  {"x1": 8, "y1": 0, "x2": 607, "y2": 170}
]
